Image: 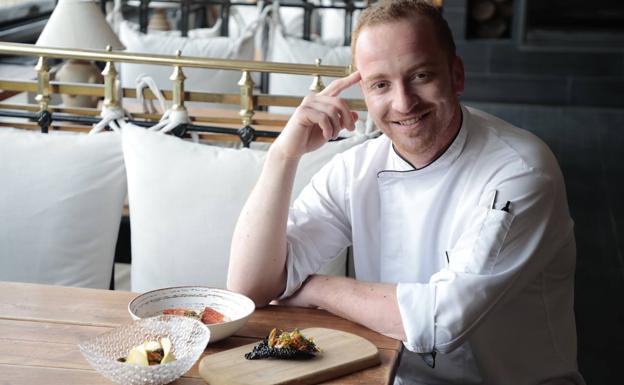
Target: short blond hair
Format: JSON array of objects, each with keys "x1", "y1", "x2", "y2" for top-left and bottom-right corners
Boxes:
[{"x1": 351, "y1": 0, "x2": 456, "y2": 62}]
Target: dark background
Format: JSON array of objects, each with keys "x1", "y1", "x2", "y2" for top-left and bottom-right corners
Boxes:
[{"x1": 445, "y1": 0, "x2": 624, "y2": 383}]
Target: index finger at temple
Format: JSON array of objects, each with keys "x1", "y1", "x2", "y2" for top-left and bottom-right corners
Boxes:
[{"x1": 319, "y1": 71, "x2": 362, "y2": 97}]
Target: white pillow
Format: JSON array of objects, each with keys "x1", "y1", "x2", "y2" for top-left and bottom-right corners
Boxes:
[
  {"x1": 318, "y1": 7, "x2": 362, "y2": 45},
  {"x1": 219, "y1": 5, "x2": 263, "y2": 40},
  {"x1": 0, "y1": 128, "x2": 127, "y2": 289},
  {"x1": 187, "y1": 6, "x2": 254, "y2": 39},
  {"x1": 268, "y1": 26, "x2": 362, "y2": 115},
  {"x1": 275, "y1": 6, "x2": 305, "y2": 38},
  {"x1": 122, "y1": 124, "x2": 368, "y2": 292},
  {"x1": 119, "y1": 20, "x2": 254, "y2": 109}
]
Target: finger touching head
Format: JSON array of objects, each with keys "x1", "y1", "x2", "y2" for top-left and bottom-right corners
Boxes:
[{"x1": 320, "y1": 70, "x2": 362, "y2": 97}]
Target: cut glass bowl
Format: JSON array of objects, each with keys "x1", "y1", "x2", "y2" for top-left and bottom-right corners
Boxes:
[{"x1": 79, "y1": 315, "x2": 209, "y2": 385}]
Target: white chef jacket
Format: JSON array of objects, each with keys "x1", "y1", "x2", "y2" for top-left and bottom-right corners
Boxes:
[{"x1": 282, "y1": 105, "x2": 585, "y2": 385}]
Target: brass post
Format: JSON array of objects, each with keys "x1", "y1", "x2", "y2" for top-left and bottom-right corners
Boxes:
[
  {"x1": 170, "y1": 50, "x2": 187, "y2": 111},
  {"x1": 309, "y1": 58, "x2": 325, "y2": 93},
  {"x1": 34, "y1": 56, "x2": 50, "y2": 112},
  {"x1": 238, "y1": 70, "x2": 254, "y2": 127},
  {"x1": 102, "y1": 45, "x2": 120, "y2": 109}
]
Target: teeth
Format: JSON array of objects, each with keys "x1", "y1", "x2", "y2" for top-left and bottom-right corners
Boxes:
[
  {"x1": 395, "y1": 114, "x2": 426, "y2": 125},
  {"x1": 398, "y1": 118, "x2": 418, "y2": 126}
]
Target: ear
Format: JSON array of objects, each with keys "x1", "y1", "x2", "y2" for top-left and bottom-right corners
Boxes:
[{"x1": 451, "y1": 56, "x2": 465, "y2": 95}]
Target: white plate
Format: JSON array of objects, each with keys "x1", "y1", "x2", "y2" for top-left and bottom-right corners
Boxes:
[{"x1": 129, "y1": 286, "x2": 255, "y2": 343}]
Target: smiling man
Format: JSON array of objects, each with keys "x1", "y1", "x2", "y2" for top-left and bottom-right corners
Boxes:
[{"x1": 227, "y1": 1, "x2": 584, "y2": 384}]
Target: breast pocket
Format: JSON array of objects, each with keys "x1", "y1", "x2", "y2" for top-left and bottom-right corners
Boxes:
[{"x1": 448, "y1": 205, "x2": 514, "y2": 275}]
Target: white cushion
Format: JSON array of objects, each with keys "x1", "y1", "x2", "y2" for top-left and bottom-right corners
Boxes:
[
  {"x1": 0, "y1": 128, "x2": 127, "y2": 289},
  {"x1": 275, "y1": 6, "x2": 305, "y2": 38},
  {"x1": 318, "y1": 7, "x2": 362, "y2": 45},
  {"x1": 187, "y1": 6, "x2": 255, "y2": 39},
  {"x1": 120, "y1": 6, "x2": 258, "y2": 39},
  {"x1": 118, "y1": 20, "x2": 254, "y2": 109},
  {"x1": 196, "y1": 5, "x2": 306, "y2": 38},
  {"x1": 268, "y1": 27, "x2": 362, "y2": 115},
  {"x1": 122, "y1": 124, "x2": 368, "y2": 292}
]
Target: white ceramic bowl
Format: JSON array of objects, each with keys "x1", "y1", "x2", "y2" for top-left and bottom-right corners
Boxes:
[
  {"x1": 79, "y1": 315, "x2": 209, "y2": 385},
  {"x1": 128, "y1": 286, "x2": 255, "y2": 343}
]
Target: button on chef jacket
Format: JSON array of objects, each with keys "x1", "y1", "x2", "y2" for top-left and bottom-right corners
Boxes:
[{"x1": 282, "y1": 106, "x2": 585, "y2": 385}]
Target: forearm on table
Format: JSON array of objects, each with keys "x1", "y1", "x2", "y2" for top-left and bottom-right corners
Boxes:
[
  {"x1": 227, "y1": 147, "x2": 300, "y2": 306},
  {"x1": 300, "y1": 275, "x2": 406, "y2": 341}
]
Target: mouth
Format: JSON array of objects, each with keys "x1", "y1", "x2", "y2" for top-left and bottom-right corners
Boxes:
[{"x1": 391, "y1": 111, "x2": 431, "y2": 126}]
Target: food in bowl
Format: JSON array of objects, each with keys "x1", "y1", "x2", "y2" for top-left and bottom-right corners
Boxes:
[
  {"x1": 128, "y1": 286, "x2": 255, "y2": 343},
  {"x1": 245, "y1": 328, "x2": 321, "y2": 360},
  {"x1": 118, "y1": 337, "x2": 176, "y2": 365},
  {"x1": 162, "y1": 306, "x2": 228, "y2": 324}
]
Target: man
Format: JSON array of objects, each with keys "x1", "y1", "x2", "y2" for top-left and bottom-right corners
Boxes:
[{"x1": 228, "y1": 0, "x2": 584, "y2": 383}]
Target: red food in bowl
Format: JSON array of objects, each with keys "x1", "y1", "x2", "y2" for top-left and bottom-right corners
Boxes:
[
  {"x1": 201, "y1": 307, "x2": 225, "y2": 324},
  {"x1": 162, "y1": 307, "x2": 226, "y2": 325}
]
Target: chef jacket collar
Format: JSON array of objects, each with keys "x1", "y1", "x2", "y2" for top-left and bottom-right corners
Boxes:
[{"x1": 383, "y1": 105, "x2": 469, "y2": 175}]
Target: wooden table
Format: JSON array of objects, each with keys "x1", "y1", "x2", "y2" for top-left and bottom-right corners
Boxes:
[{"x1": 0, "y1": 282, "x2": 402, "y2": 385}]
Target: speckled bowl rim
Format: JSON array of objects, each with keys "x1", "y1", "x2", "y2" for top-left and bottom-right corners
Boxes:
[{"x1": 128, "y1": 285, "x2": 255, "y2": 326}]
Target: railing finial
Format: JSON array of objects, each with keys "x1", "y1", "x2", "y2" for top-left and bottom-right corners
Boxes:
[
  {"x1": 238, "y1": 70, "x2": 255, "y2": 129},
  {"x1": 309, "y1": 58, "x2": 325, "y2": 93},
  {"x1": 102, "y1": 45, "x2": 120, "y2": 110},
  {"x1": 170, "y1": 50, "x2": 187, "y2": 112}
]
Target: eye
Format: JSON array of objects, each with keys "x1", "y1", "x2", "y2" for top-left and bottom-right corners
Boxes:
[
  {"x1": 370, "y1": 81, "x2": 389, "y2": 91},
  {"x1": 413, "y1": 72, "x2": 428, "y2": 81}
]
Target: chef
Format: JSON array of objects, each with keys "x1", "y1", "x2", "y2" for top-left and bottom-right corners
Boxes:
[{"x1": 227, "y1": 0, "x2": 585, "y2": 383}]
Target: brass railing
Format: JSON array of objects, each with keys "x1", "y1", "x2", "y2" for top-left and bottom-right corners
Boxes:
[
  {"x1": 0, "y1": 42, "x2": 366, "y2": 142},
  {"x1": 0, "y1": 42, "x2": 352, "y2": 76}
]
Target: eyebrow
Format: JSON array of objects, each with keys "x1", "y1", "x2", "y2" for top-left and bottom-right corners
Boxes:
[
  {"x1": 362, "y1": 74, "x2": 387, "y2": 87},
  {"x1": 362, "y1": 61, "x2": 438, "y2": 86}
]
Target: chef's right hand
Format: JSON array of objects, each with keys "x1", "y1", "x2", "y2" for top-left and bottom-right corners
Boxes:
[{"x1": 271, "y1": 71, "x2": 362, "y2": 160}]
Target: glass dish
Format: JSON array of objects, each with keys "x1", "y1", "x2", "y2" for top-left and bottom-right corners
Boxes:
[{"x1": 79, "y1": 315, "x2": 209, "y2": 385}]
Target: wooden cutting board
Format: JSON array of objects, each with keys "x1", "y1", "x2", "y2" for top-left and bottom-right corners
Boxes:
[{"x1": 198, "y1": 327, "x2": 380, "y2": 385}]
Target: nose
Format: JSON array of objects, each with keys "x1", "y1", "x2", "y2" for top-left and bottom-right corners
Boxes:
[{"x1": 391, "y1": 83, "x2": 419, "y2": 114}]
